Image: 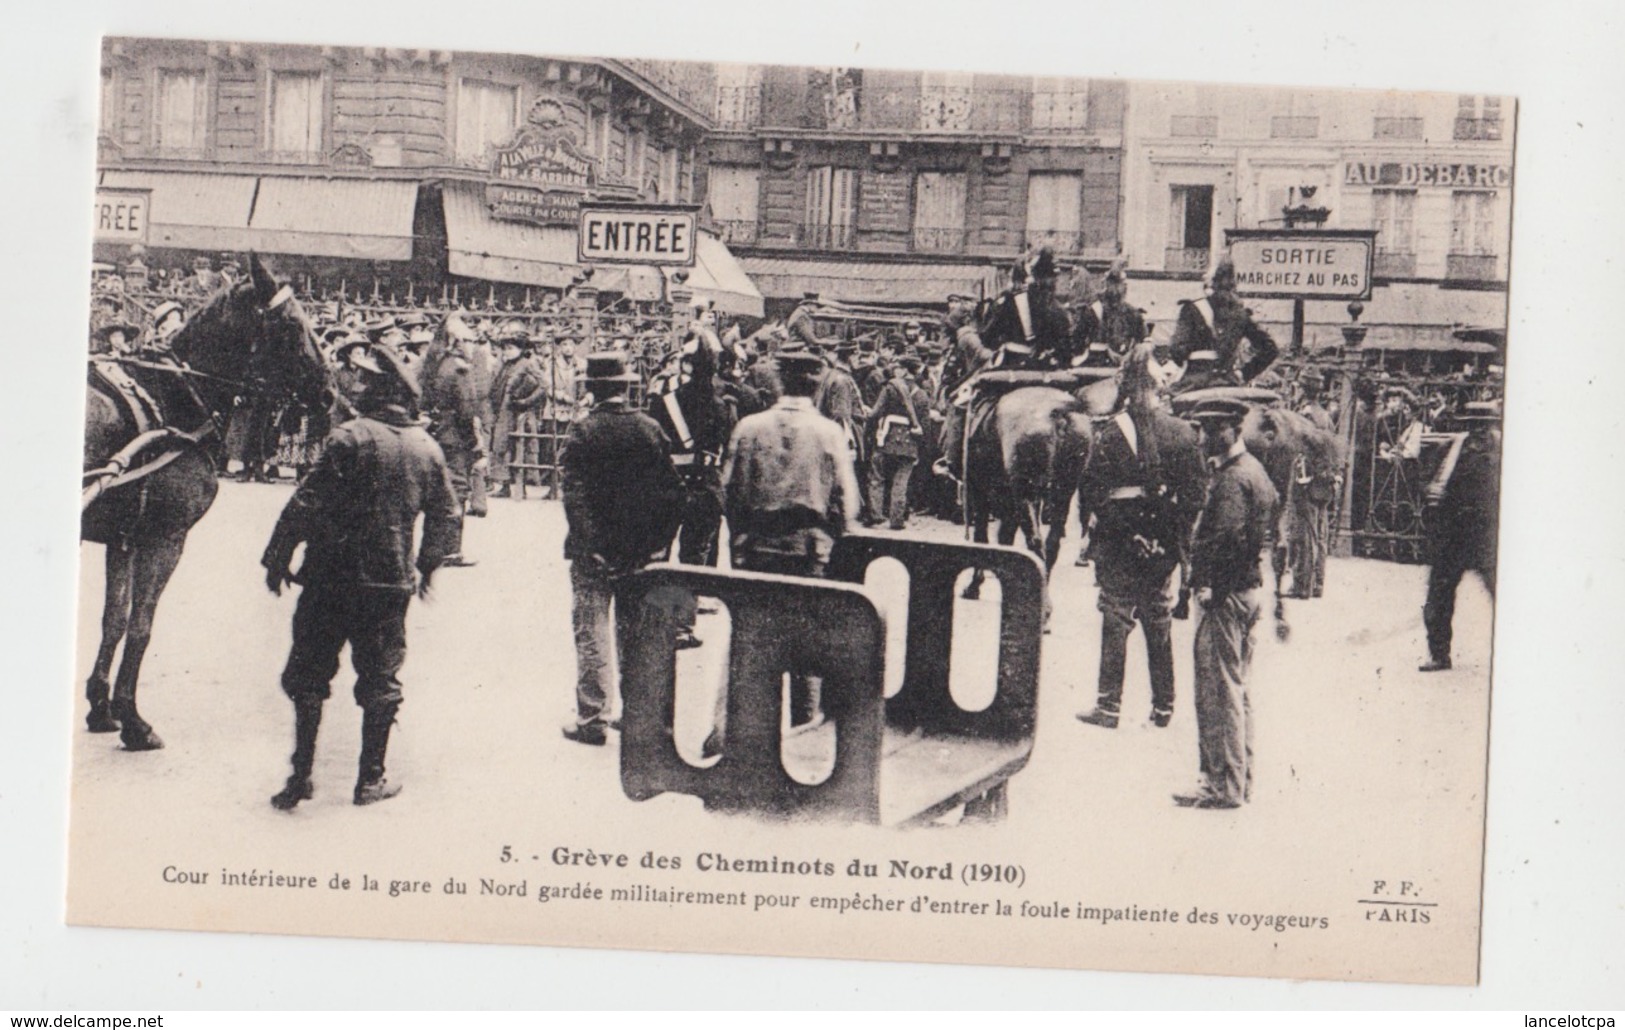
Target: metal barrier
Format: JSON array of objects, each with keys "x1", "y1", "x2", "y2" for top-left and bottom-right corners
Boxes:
[{"x1": 616, "y1": 536, "x2": 1044, "y2": 826}]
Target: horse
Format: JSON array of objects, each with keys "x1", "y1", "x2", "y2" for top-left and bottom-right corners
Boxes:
[
  {"x1": 81, "y1": 253, "x2": 329, "y2": 750},
  {"x1": 962, "y1": 384, "x2": 1092, "y2": 579},
  {"x1": 1239, "y1": 405, "x2": 1347, "y2": 641}
]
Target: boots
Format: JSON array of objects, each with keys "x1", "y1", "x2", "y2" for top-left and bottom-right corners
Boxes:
[
  {"x1": 1145, "y1": 618, "x2": 1175, "y2": 728},
  {"x1": 1080, "y1": 612, "x2": 1131, "y2": 729},
  {"x1": 354, "y1": 703, "x2": 402, "y2": 805},
  {"x1": 271, "y1": 699, "x2": 323, "y2": 811}
]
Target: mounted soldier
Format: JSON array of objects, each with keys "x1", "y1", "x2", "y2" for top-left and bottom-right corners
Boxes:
[
  {"x1": 1168, "y1": 257, "x2": 1279, "y2": 392},
  {"x1": 984, "y1": 248, "x2": 1074, "y2": 371},
  {"x1": 1072, "y1": 260, "x2": 1148, "y2": 369}
]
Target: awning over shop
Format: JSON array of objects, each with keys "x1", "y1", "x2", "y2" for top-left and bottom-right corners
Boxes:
[
  {"x1": 247, "y1": 178, "x2": 418, "y2": 261},
  {"x1": 99, "y1": 170, "x2": 259, "y2": 252},
  {"x1": 97, "y1": 170, "x2": 419, "y2": 261},
  {"x1": 740, "y1": 256, "x2": 999, "y2": 306},
  {"x1": 444, "y1": 181, "x2": 578, "y2": 288},
  {"x1": 666, "y1": 232, "x2": 765, "y2": 318},
  {"x1": 445, "y1": 182, "x2": 760, "y2": 313}
]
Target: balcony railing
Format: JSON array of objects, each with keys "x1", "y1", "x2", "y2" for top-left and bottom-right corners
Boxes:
[
  {"x1": 1030, "y1": 91, "x2": 1090, "y2": 132},
  {"x1": 713, "y1": 219, "x2": 760, "y2": 245},
  {"x1": 714, "y1": 85, "x2": 762, "y2": 129},
  {"x1": 752, "y1": 84, "x2": 1069, "y2": 134},
  {"x1": 910, "y1": 226, "x2": 970, "y2": 254},
  {"x1": 1165, "y1": 246, "x2": 1210, "y2": 273},
  {"x1": 1023, "y1": 229, "x2": 1089, "y2": 255},
  {"x1": 1453, "y1": 117, "x2": 1503, "y2": 141},
  {"x1": 1446, "y1": 253, "x2": 1498, "y2": 280},
  {"x1": 800, "y1": 223, "x2": 858, "y2": 250},
  {"x1": 1373, "y1": 252, "x2": 1417, "y2": 277}
]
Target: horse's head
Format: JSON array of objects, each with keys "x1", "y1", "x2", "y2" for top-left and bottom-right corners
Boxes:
[{"x1": 169, "y1": 253, "x2": 329, "y2": 412}]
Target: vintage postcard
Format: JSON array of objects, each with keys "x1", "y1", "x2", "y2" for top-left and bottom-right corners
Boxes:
[{"x1": 71, "y1": 34, "x2": 1510, "y2": 985}]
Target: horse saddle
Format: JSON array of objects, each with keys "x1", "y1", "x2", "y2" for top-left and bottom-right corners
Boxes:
[{"x1": 89, "y1": 359, "x2": 164, "y2": 439}]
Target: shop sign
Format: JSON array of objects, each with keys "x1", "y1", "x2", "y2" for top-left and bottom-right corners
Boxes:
[
  {"x1": 93, "y1": 188, "x2": 149, "y2": 243},
  {"x1": 485, "y1": 96, "x2": 599, "y2": 228},
  {"x1": 1223, "y1": 229, "x2": 1376, "y2": 300},
  {"x1": 578, "y1": 204, "x2": 698, "y2": 267},
  {"x1": 1344, "y1": 161, "x2": 1513, "y2": 189}
]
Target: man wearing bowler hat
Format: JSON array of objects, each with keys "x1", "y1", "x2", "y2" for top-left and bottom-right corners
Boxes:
[
  {"x1": 1178, "y1": 397, "x2": 1278, "y2": 809},
  {"x1": 262, "y1": 341, "x2": 461, "y2": 810},
  {"x1": 1418, "y1": 400, "x2": 1501, "y2": 672},
  {"x1": 559, "y1": 353, "x2": 685, "y2": 746}
]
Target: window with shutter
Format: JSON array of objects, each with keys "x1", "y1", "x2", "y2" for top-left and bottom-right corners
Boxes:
[
  {"x1": 1024, "y1": 172, "x2": 1083, "y2": 252},
  {"x1": 270, "y1": 71, "x2": 323, "y2": 161},
  {"x1": 708, "y1": 165, "x2": 760, "y2": 244},
  {"x1": 1166, "y1": 185, "x2": 1213, "y2": 271},
  {"x1": 913, "y1": 172, "x2": 967, "y2": 252},
  {"x1": 1448, "y1": 190, "x2": 1499, "y2": 278},
  {"x1": 456, "y1": 79, "x2": 518, "y2": 165},
  {"x1": 804, "y1": 167, "x2": 857, "y2": 248},
  {"x1": 157, "y1": 70, "x2": 207, "y2": 153}
]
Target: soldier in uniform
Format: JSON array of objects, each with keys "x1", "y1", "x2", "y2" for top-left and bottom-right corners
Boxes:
[
  {"x1": 417, "y1": 314, "x2": 488, "y2": 566},
  {"x1": 986, "y1": 248, "x2": 1073, "y2": 370},
  {"x1": 816, "y1": 337, "x2": 867, "y2": 480},
  {"x1": 1419, "y1": 400, "x2": 1501, "y2": 672},
  {"x1": 560, "y1": 354, "x2": 685, "y2": 746},
  {"x1": 263, "y1": 342, "x2": 461, "y2": 810},
  {"x1": 935, "y1": 292, "x2": 994, "y2": 481},
  {"x1": 723, "y1": 341, "x2": 863, "y2": 727},
  {"x1": 864, "y1": 350, "x2": 931, "y2": 530},
  {"x1": 648, "y1": 312, "x2": 735, "y2": 569},
  {"x1": 1073, "y1": 261, "x2": 1148, "y2": 368},
  {"x1": 1177, "y1": 397, "x2": 1279, "y2": 809},
  {"x1": 1168, "y1": 257, "x2": 1279, "y2": 392},
  {"x1": 1076, "y1": 344, "x2": 1208, "y2": 731}
]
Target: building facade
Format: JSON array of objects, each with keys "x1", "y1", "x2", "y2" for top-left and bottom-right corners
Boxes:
[
  {"x1": 703, "y1": 64, "x2": 1126, "y2": 313},
  {"x1": 93, "y1": 38, "x2": 760, "y2": 314},
  {"x1": 1120, "y1": 82, "x2": 1514, "y2": 355}
]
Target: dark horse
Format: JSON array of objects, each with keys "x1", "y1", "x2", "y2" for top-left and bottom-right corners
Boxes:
[{"x1": 81, "y1": 254, "x2": 328, "y2": 749}]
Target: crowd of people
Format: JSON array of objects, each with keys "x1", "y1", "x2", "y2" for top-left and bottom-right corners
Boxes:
[{"x1": 85, "y1": 251, "x2": 1501, "y2": 816}]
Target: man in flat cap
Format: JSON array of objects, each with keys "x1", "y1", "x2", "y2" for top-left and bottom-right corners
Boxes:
[
  {"x1": 1178, "y1": 397, "x2": 1278, "y2": 809},
  {"x1": 263, "y1": 341, "x2": 462, "y2": 810}
]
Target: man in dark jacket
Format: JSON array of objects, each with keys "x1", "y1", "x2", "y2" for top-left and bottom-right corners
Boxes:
[
  {"x1": 263, "y1": 343, "x2": 461, "y2": 810},
  {"x1": 418, "y1": 314, "x2": 488, "y2": 565},
  {"x1": 1076, "y1": 344, "x2": 1207, "y2": 731},
  {"x1": 1419, "y1": 401, "x2": 1501, "y2": 671},
  {"x1": 1169, "y1": 258, "x2": 1279, "y2": 392},
  {"x1": 648, "y1": 328, "x2": 735, "y2": 568},
  {"x1": 1178, "y1": 397, "x2": 1279, "y2": 809},
  {"x1": 560, "y1": 353, "x2": 685, "y2": 746},
  {"x1": 1072, "y1": 261, "x2": 1148, "y2": 368},
  {"x1": 864, "y1": 351, "x2": 931, "y2": 530}
]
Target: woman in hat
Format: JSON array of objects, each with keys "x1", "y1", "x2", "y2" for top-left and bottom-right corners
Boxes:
[{"x1": 488, "y1": 323, "x2": 545, "y2": 498}]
